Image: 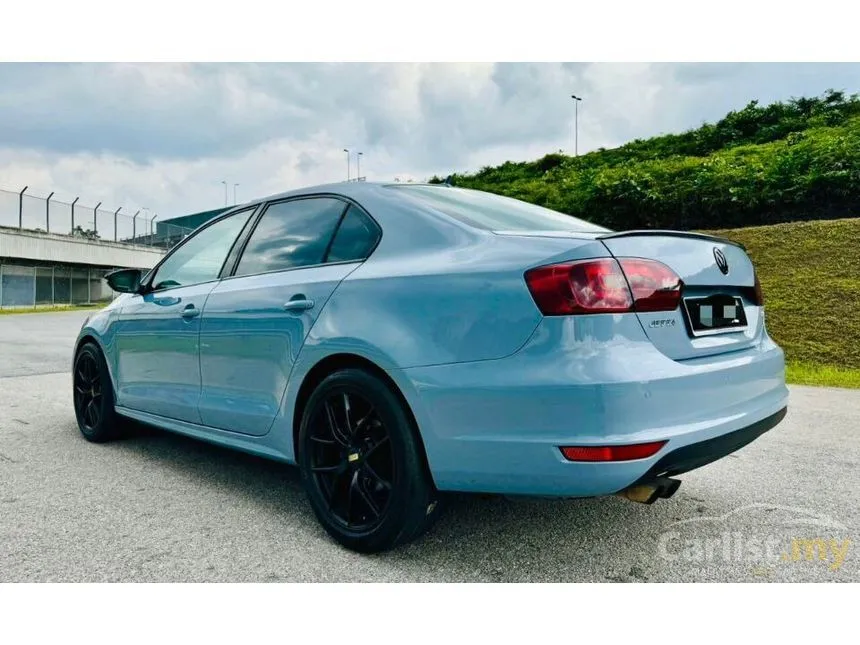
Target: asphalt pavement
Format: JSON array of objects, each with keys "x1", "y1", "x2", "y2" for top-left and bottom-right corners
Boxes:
[{"x1": 1, "y1": 310, "x2": 857, "y2": 582}]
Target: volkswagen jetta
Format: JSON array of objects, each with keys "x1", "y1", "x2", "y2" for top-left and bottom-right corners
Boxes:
[{"x1": 73, "y1": 182, "x2": 788, "y2": 552}]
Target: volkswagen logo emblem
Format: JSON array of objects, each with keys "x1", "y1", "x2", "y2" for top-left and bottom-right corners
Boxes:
[{"x1": 713, "y1": 247, "x2": 729, "y2": 275}]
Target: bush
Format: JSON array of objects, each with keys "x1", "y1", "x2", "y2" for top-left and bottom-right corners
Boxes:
[{"x1": 443, "y1": 91, "x2": 860, "y2": 230}]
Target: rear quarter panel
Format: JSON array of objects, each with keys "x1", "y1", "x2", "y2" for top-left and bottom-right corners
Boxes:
[{"x1": 306, "y1": 233, "x2": 612, "y2": 369}]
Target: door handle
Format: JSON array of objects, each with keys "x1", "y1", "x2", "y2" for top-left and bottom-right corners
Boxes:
[
  {"x1": 180, "y1": 305, "x2": 200, "y2": 319},
  {"x1": 283, "y1": 298, "x2": 315, "y2": 312}
]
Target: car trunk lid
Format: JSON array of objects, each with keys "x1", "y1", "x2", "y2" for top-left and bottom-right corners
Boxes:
[{"x1": 598, "y1": 231, "x2": 762, "y2": 361}]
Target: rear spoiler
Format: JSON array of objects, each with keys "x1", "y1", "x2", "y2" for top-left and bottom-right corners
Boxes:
[{"x1": 597, "y1": 229, "x2": 746, "y2": 251}]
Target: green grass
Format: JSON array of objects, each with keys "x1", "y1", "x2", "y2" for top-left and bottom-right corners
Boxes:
[
  {"x1": 705, "y1": 218, "x2": 860, "y2": 388},
  {"x1": 785, "y1": 362, "x2": 860, "y2": 389},
  {"x1": 0, "y1": 304, "x2": 103, "y2": 315}
]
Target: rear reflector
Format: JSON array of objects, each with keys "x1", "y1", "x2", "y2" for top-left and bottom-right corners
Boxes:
[
  {"x1": 560, "y1": 441, "x2": 667, "y2": 462},
  {"x1": 524, "y1": 258, "x2": 681, "y2": 316}
]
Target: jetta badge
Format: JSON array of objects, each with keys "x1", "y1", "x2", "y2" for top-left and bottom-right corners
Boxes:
[{"x1": 713, "y1": 247, "x2": 729, "y2": 275}]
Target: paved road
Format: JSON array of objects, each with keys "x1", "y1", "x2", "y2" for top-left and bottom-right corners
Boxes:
[{"x1": 1, "y1": 311, "x2": 857, "y2": 582}]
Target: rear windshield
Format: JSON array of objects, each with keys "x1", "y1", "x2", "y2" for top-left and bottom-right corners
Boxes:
[{"x1": 387, "y1": 185, "x2": 608, "y2": 233}]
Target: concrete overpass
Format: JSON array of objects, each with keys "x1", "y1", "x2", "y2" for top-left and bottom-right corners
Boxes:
[{"x1": 1, "y1": 226, "x2": 165, "y2": 270}]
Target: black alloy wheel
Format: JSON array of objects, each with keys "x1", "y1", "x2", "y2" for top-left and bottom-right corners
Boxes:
[
  {"x1": 308, "y1": 390, "x2": 394, "y2": 531},
  {"x1": 73, "y1": 342, "x2": 120, "y2": 442},
  {"x1": 298, "y1": 368, "x2": 441, "y2": 553},
  {"x1": 74, "y1": 350, "x2": 103, "y2": 431}
]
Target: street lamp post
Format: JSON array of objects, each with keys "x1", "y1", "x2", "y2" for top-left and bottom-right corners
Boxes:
[
  {"x1": 571, "y1": 94, "x2": 583, "y2": 156},
  {"x1": 343, "y1": 149, "x2": 350, "y2": 181},
  {"x1": 221, "y1": 180, "x2": 228, "y2": 206},
  {"x1": 233, "y1": 183, "x2": 239, "y2": 204},
  {"x1": 357, "y1": 152, "x2": 363, "y2": 180}
]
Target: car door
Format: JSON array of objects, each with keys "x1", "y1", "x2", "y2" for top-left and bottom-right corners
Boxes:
[
  {"x1": 197, "y1": 198, "x2": 381, "y2": 436},
  {"x1": 113, "y1": 208, "x2": 255, "y2": 423}
]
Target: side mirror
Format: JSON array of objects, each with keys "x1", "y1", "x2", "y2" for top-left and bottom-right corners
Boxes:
[{"x1": 105, "y1": 268, "x2": 143, "y2": 294}]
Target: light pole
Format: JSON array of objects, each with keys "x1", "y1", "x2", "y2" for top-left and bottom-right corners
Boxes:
[
  {"x1": 233, "y1": 183, "x2": 239, "y2": 204},
  {"x1": 571, "y1": 94, "x2": 582, "y2": 156},
  {"x1": 357, "y1": 151, "x2": 363, "y2": 180},
  {"x1": 343, "y1": 148, "x2": 350, "y2": 181},
  {"x1": 221, "y1": 180, "x2": 228, "y2": 205}
]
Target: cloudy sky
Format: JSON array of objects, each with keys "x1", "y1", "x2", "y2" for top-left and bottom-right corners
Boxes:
[{"x1": 1, "y1": 62, "x2": 858, "y2": 221}]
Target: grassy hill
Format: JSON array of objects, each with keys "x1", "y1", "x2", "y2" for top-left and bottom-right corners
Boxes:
[
  {"x1": 706, "y1": 218, "x2": 860, "y2": 388},
  {"x1": 434, "y1": 90, "x2": 860, "y2": 232}
]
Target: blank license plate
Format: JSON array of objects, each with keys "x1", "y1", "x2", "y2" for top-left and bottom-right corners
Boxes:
[{"x1": 683, "y1": 294, "x2": 747, "y2": 335}]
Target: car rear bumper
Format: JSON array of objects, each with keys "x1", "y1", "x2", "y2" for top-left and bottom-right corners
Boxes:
[
  {"x1": 626, "y1": 406, "x2": 786, "y2": 489},
  {"x1": 397, "y1": 314, "x2": 789, "y2": 497}
]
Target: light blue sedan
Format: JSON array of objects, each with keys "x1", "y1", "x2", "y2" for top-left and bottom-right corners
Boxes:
[{"x1": 73, "y1": 182, "x2": 788, "y2": 552}]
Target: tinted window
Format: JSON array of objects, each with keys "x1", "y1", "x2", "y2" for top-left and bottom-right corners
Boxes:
[
  {"x1": 326, "y1": 206, "x2": 379, "y2": 263},
  {"x1": 150, "y1": 210, "x2": 253, "y2": 290},
  {"x1": 235, "y1": 198, "x2": 347, "y2": 276},
  {"x1": 388, "y1": 185, "x2": 609, "y2": 233}
]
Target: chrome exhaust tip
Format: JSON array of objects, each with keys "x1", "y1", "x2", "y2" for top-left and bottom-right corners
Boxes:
[{"x1": 617, "y1": 476, "x2": 681, "y2": 504}]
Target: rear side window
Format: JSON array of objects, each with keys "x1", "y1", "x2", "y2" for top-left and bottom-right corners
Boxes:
[
  {"x1": 234, "y1": 198, "x2": 347, "y2": 277},
  {"x1": 325, "y1": 206, "x2": 380, "y2": 263}
]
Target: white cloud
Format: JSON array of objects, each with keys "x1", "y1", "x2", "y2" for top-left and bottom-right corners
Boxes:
[{"x1": 0, "y1": 63, "x2": 858, "y2": 221}]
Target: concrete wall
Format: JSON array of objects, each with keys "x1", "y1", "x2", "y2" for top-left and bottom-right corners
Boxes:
[{"x1": 0, "y1": 226, "x2": 165, "y2": 269}]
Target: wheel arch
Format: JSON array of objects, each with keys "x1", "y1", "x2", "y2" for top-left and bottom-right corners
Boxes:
[
  {"x1": 73, "y1": 332, "x2": 118, "y2": 394},
  {"x1": 291, "y1": 352, "x2": 435, "y2": 485},
  {"x1": 74, "y1": 333, "x2": 99, "y2": 356}
]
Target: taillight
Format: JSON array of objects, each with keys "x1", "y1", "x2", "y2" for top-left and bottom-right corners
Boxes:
[
  {"x1": 753, "y1": 273, "x2": 764, "y2": 306},
  {"x1": 617, "y1": 258, "x2": 682, "y2": 312},
  {"x1": 524, "y1": 258, "x2": 682, "y2": 315}
]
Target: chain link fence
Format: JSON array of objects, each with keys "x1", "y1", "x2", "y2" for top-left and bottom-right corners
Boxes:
[{"x1": 0, "y1": 186, "x2": 195, "y2": 249}]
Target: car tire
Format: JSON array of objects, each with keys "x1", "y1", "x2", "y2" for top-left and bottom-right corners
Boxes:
[
  {"x1": 72, "y1": 341, "x2": 121, "y2": 443},
  {"x1": 298, "y1": 368, "x2": 441, "y2": 553}
]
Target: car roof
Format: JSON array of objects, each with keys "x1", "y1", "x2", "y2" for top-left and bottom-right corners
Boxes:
[{"x1": 235, "y1": 181, "x2": 441, "y2": 210}]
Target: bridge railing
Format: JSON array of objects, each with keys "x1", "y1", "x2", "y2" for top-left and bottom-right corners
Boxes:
[{"x1": 0, "y1": 186, "x2": 195, "y2": 250}]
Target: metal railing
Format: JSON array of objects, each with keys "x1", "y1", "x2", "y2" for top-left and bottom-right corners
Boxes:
[{"x1": 0, "y1": 186, "x2": 195, "y2": 250}]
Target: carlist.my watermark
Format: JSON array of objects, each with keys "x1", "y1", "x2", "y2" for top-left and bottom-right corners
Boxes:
[{"x1": 657, "y1": 503, "x2": 852, "y2": 572}]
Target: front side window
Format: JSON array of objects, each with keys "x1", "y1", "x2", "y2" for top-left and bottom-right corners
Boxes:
[
  {"x1": 150, "y1": 210, "x2": 253, "y2": 290},
  {"x1": 234, "y1": 198, "x2": 347, "y2": 277}
]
